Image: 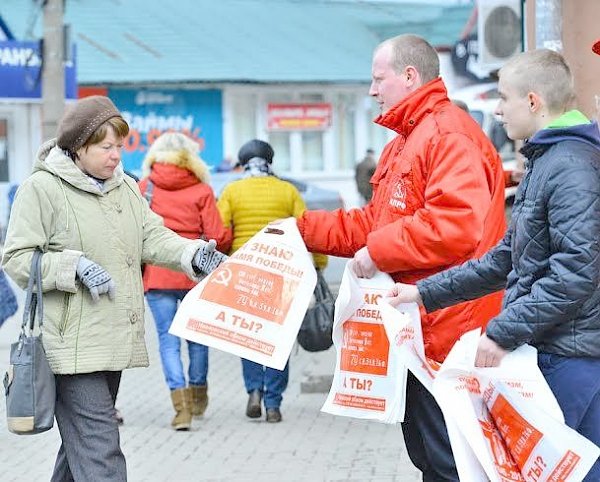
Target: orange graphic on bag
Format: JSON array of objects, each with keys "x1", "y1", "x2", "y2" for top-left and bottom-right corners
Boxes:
[
  {"x1": 340, "y1": 321, "x2": 389, "y2": 376},
  {"x1": 201, "y1": 262, "x2": 298, "y2": 325},
  {"x1": 479, "y1": 416, "x2": 523, "y2": 481},
  {"x1": 490, "y1": 393, "x2": 543, "y2": 469}
]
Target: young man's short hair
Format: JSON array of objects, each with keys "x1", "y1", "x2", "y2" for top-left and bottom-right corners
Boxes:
[{"x1": 499, "y1": 49, "x2": 575, "y2": 113}]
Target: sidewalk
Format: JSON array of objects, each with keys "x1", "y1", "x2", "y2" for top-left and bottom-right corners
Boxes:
[{"x1": 0, "y1": 286, "x2": 420, "y2": 482}]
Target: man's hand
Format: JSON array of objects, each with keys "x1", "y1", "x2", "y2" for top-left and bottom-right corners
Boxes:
[
  {"x1": 76, "y1": 256, "x2": 116, "y2": 303},
  {"x1": 352, "y1": 246, "x2": 377, "y2": 278},
  {"x1": 386, "y1": 283, "x2": 422, "y2": 306},
  {"x1": 474, "y1": 333, "x2": 508, "y2": 367},
  {"x1": 193, "y1": 239, "x2": 228, "y2": 275}
]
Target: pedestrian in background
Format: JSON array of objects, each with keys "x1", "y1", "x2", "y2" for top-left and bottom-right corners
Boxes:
[
  {"x1": 139, "y1": 132, "x2": 231, "y2": 431},
  {"x1": 0, "y1": 267, "x2": 18, "y2": 328},
  {"x1": 1, "y1": 96, "x2": 227, "y2": 481},
  {"x1": 217, "y1": 139, "x2": 327, "y2": 423},
  {"x1": 354, "y1": 148, "x2": 376, "y2": 204},
  {"x1": 388, "y1": 49, "x2": 600, "y2": 481},
  {"x1": 297, "y1": 34, "x2": 506, "y2": 480}
]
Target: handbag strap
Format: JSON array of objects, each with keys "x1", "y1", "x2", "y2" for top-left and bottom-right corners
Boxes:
[
  {"x1": 314, "y1": 269, "x2": 333, "y2": 302},
  {"x1": 21, "y1": 250, "x2": 44, "y2": 334}
]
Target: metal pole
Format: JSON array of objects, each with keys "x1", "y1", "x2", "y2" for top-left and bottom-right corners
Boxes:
[{"x1": 41, "y1": 0, "x2": 65, "y2": 140}]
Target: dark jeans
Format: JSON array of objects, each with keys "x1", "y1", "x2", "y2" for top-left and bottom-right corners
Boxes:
[
  {"x1": 401, "y1": 372, "x2": 459, "y2": 481},
  {"x1": 51, "y1": 371, "x2": 126, "y2": 482},
  {"x1": 241, "y1": 358, "x2": 289, "y2": 409},
  {"x1": 538, "y1": 353, "x2": 600, "y2": 481}
]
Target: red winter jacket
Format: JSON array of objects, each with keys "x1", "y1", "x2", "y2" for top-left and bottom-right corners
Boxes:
[
  {"x1": 139, "y1": 163, "x2": 232, "y2": 291},
  {"x1": 298, "y1": 78, "x2": 506, "y2": 362}
]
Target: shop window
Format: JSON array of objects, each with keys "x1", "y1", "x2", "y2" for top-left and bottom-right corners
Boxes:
[
  {"x1": 299, "y1": 93, "x2": 325, "y2": 170},
  {"x1": 230, "y1": 93, "x2": 257, "y2": 159},
  {"x1": 268, "y1": 131, "x2": 291, "y2": 171},
  {"x1": 0, "y1": 119, "x2": 8, "y2": 182},
  {"x1": 301, "y1": 131, "x2": 323, "y2": 171},
  {"x1": 335, "y1": 93, "x2": 357, "y2": 170}
]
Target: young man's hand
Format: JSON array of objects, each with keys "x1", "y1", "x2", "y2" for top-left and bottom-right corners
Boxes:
[
  {"x1": 386, "y1": 283, "x2": 422, "y2": 306},
  {"x1": 475, "y1": 333, "x2": 508, "y2": 367},
  {"x1": 352, "y1": 246, "x2": 377, "y2": 278}
]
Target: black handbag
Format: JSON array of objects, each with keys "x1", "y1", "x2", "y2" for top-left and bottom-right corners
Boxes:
[
  {"x1": 3, "y1": 250, "x2": 56, "y2": 435},
  {"x1": 297, "y1": 270, "x2": 335, "y2": 352}
]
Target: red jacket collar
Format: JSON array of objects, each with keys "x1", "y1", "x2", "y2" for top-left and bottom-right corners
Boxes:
[
  {"x1": 149, "y1": 163, "x2": 199, "y2": 191},
  {"x1": 374, "y1": 77, "x2": 450, "y2": 136}
]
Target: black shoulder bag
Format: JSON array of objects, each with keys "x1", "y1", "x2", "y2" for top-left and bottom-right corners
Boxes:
[{"x1": 297, "y1": 270, "x2": 335, "y2": 352}]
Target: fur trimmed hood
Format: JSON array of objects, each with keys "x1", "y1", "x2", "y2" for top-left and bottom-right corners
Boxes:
[{"x1": 142, "y1": 132, "x2": 210, "y2": 183}]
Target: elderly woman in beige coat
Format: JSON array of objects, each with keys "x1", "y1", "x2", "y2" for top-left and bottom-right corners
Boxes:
[{"x1": 1, "y1": 96, "x2": 226, "y2": 482}]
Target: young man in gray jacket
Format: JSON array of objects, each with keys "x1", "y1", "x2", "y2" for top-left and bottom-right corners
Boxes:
[{"x1": 388, "y1": 49, "x2": 600, "y2": 480}]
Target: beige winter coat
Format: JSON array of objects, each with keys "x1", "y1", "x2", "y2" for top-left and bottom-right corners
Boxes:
[{"x1": 1, "y1": 140, "x2": 201, "y2": 374}]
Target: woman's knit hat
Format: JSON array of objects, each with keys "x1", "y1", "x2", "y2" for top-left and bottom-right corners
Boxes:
[
  {"x1": 237, "y1": 139, "x2": 274, "y2": 166},
  {"x1": 57, "y1": 96, "x2": 123, "y2": 152}
]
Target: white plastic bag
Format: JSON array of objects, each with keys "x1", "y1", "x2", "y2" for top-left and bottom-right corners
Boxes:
[
  {"x1": 381, "y1": 305, "x2": 600, "y2": 482},
  {"x1": 169, "y1": 218, "x2": 317, "y2": 370},
  {"x1": 321, "y1": 262, "x2": 405, "y2": 423},
  {"x1": 380, "y1": 298, "x2": 436, "y2": 395},
  {"x1": 433, "y1": 331, "x2": 600, "y2": 482},
  {"x1": 482, "y1": 378, "x2": 600, "y2": 481}
]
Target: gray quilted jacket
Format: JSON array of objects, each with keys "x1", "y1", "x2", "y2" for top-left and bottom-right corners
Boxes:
[{"x1": 418, "y1": 118, "x2": 600, "y2": 356}]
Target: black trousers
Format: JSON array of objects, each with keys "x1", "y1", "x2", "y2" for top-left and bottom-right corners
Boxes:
[
  {"x1": 51, "y1": 371, "x2": 126, "y2": 482},
  {"x1": 401, "y1": 372, "x2": 459, "y2": 481}
]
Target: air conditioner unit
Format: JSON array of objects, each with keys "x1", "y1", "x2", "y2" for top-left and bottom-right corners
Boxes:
[{"x1": 477, "y1": 0, "x2": 522, "y2": 72}]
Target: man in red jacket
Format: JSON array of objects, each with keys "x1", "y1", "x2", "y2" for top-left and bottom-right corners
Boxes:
[{"x1": 297, "y1": 34, "x2": 506, "y2": 480}]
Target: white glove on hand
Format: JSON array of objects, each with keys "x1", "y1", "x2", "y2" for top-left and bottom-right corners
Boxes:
[
  {"x1": 192, "y1": 239, "x2": 228, "y2": 275},
  {"x1": 76, "y1": 256, "x2": 116, "y2": 302}
]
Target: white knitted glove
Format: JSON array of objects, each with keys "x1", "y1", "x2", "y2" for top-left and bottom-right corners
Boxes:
[
  {"x1": 192, "y1": 239, "x2": 228, "y2": 275},
  {"x1": 76, "y1": 256, "x2": 116, "y2": 302}
]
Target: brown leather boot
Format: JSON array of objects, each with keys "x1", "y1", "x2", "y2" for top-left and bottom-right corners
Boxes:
[
  {"x1": 170, "y1": 388, "x2": 192, "y2": 431},
  {"x1": 188, "y1": 385, "x2": 208, "y2": 417}
]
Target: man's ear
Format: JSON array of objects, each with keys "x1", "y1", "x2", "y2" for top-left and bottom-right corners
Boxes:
[
  {"x1": 527, "y1": 92, "x2": 543, "y2": 113},
  {"x1": 404, "y1": 66, "x2": 420, "y2": 88}
]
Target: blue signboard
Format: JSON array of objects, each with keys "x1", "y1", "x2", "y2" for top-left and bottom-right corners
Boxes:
[
  {"x1": 108, "y1": 89, "x2": 223, "y2": 175},
  {"x1": 0, "y1": 40, "x2": 77, "y2": 99}
]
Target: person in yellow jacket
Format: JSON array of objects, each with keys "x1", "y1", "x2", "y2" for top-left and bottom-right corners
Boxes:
[{"x1": 217, "y1": 139, "x2": 327, "y2": 423}]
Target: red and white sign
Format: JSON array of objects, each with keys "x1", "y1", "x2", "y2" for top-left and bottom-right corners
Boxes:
[
  {"x1": 169, "y1": 218, "x2": 317, "y2": 370},
  {"x1": 267, "y1": 103, "x2": 332, "y2": 131}
]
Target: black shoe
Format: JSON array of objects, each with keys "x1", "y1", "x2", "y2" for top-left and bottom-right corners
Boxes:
[
  {"x1": 114, "y1": 408, "x2": 124, "y2": 425},
  {"x1": 246, "y1": 390, "x2": 262, "y2": 418},
  {"x1": 266, "y1": 407, "x2": 282, "y2": 423}
]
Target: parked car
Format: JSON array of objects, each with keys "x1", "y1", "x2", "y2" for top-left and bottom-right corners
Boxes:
[{"x1": 210, "y1": 171, "x2": 345, "y2": 211}]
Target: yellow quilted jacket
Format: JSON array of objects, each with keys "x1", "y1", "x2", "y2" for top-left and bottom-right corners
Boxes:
[{"x1": 217, "y1": 176, "x2": 327, "y2": 269}]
